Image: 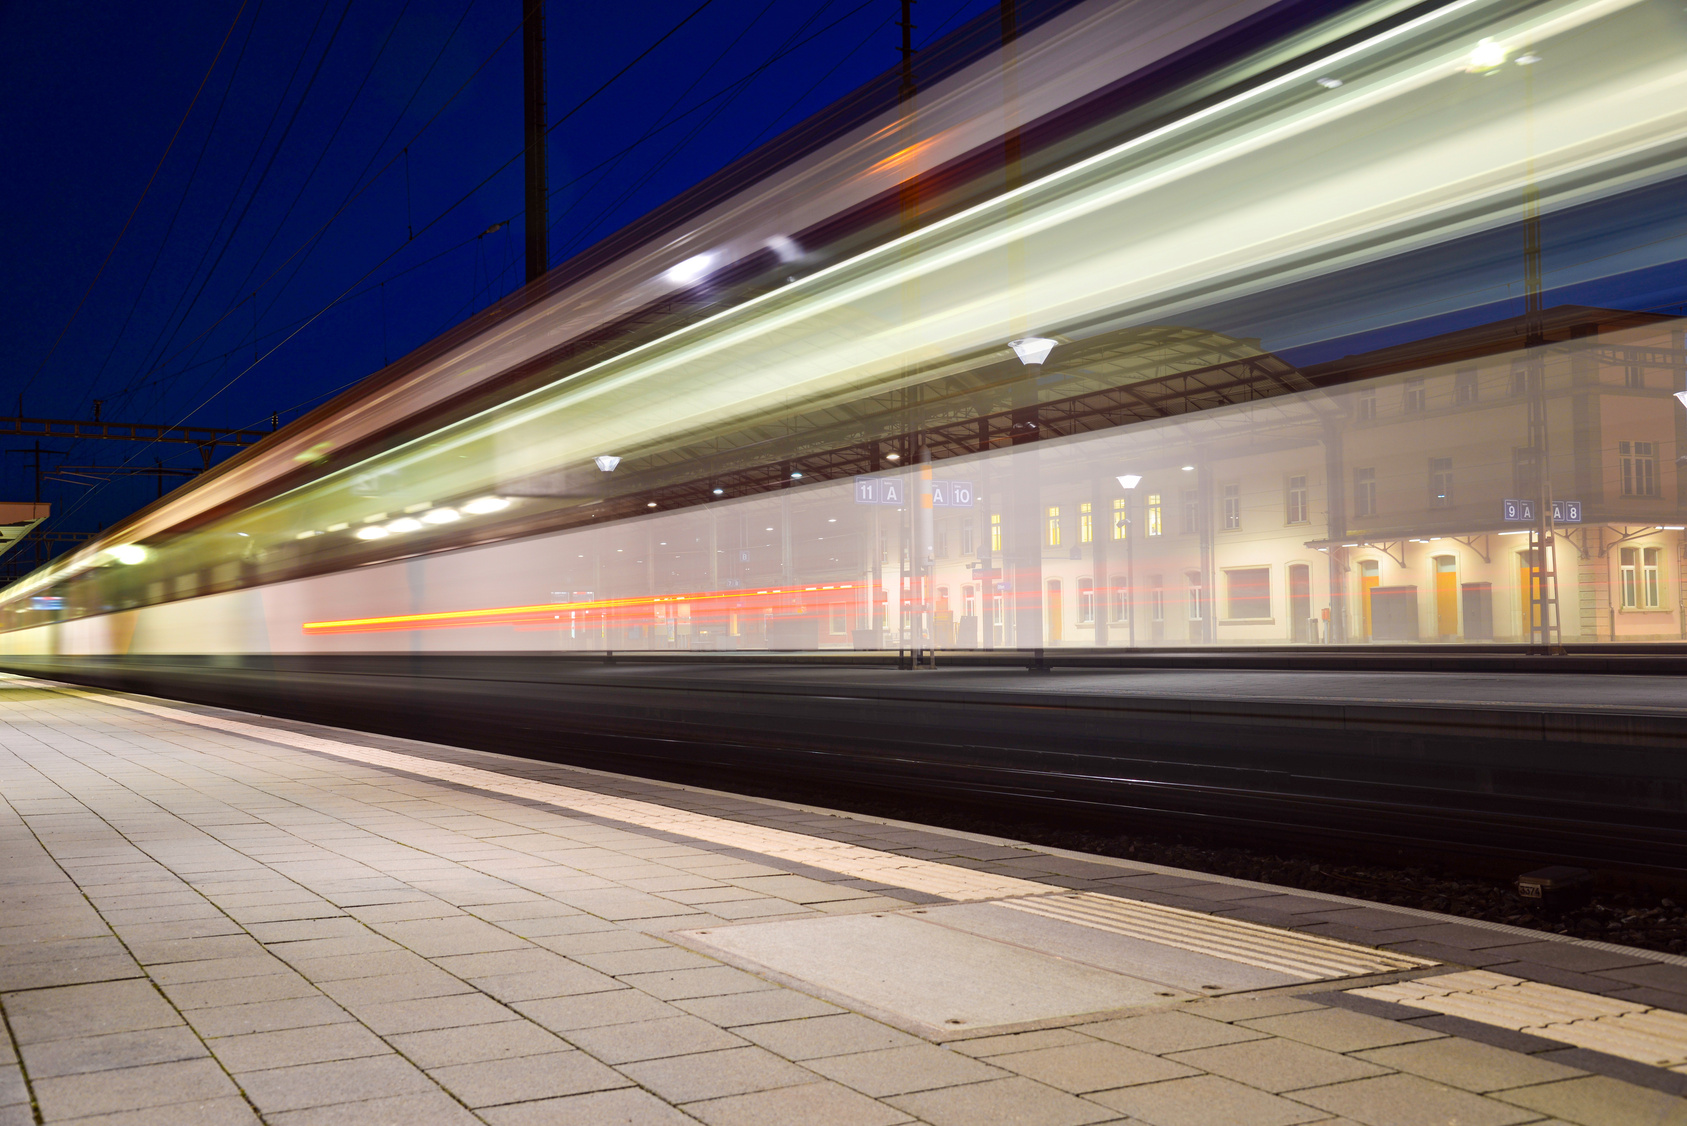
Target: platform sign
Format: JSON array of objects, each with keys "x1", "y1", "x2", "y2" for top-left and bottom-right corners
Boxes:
[
  {"x1": 931, "y1": 480, "x2": 974, "y2": 508},
  {"x1": 1502, "y1": 499, "x2": 1581, "y2": 523},
  {"x1": 854, "y1": 476, "x2": 969, "y2": 507}
]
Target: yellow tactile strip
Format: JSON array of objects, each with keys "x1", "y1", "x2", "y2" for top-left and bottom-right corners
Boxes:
[
  {"x1": 1002, "y1": 892, "x2": 1438, "y2": 981},
  {"x1": 1352, "y1": 970, "x2": 1687, "y2": 1073},
  {"x1": 57, "y1": 687, "x2": 1055, "y2": 903}
]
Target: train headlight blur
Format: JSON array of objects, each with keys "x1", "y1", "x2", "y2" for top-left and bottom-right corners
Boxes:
[
  {"x1": 421, "y1": 508, "x2": 460, "y2": 524},
  {"x1": 385, "y1": 518, "x2": 424, "y2": 534},
  {"x1": 355, "y1": 526, "x2": 389, "y2": 541},
  {"x1": 462, "y1": 496, "x2": 511, "y2": 514},
  {"x1": 107, "y1": 545, "x2": 147, "y2": 565}
]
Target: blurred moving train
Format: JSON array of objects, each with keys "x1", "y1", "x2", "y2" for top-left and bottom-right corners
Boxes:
[{"x1": 7, "y1": 0, "x2": 1687, "y2": 666}]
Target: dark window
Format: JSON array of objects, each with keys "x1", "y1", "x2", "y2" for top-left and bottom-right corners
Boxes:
[
  {"x1": 1356, "y1": 389, "x2": 1377, "y2": 421},
  {"x1": 1403, "y1": 379, "x2": 1425, "y2": 412},
  {"x1": 1621, "y1": 441, "x2": 1658, "y2": 496},
  {"x1": 1222, "y1": 484, "x2": 1241, "y2": 530},
  {"x1": 1286, "y1": 475, "x2": 1308, "y2": 524},
  {"x1": 1625, "y1": 364, "x2": 1645, "y2": 389},
  {"x1": 1454, "y1": 368, "x2": 1478, "y2": 404},
  {"x1": 1182, "y1": 490, "x2": 1200, "y2": 534},
  {"x1": 1226, "y1": 568, "x2": 1271, "y2": 619},
  {"x1": 1354, "y1": 467, "x2": 1377, "y2": 517},
  {"x1": 1430, "y1": 457, "x2": 1453, "y2": 508}
]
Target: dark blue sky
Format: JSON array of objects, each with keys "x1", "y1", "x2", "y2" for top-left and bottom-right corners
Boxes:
[{"x1": 1, "y1": 0, "x2": 996, "y2": 535}]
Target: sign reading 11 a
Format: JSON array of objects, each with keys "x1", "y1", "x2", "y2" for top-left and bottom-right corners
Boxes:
[{"x1": 854, "y1": 477, "x2": 974, "y2": 507}]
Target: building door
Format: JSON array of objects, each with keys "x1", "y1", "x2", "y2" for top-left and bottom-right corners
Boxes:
[
  {"x1": 1046, "y1": 580, "x2": 1063, "y2": 643},
  {"x1": 1359, "y1": 560, "x2": 1380, "y2": 639},
  {"x1": 1289, "y1": 564, "x2": 1311, "y2": 641},
  {"x1": 1434, "y1": 556, "x2": 1458, "y2": 639},
  {"x1": 1518, "y1": 549, "x2": 1541, "y2": 634}
]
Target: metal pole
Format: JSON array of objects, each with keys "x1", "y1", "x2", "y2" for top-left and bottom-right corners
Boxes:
[{"x1": 522, "y1": 0, "x2": 548, "y2": 283}]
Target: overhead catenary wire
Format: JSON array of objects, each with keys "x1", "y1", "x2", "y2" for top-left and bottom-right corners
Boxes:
[
  {"x1": 118, "y1": 0, "x2": 487, "y2": 417},
  {"x1": 36, "y1": 1, "x2": 731, "y2": 538},
  {"x1": 124, "y1": 0, "x2": 357, "y2": 414},
  {"x1": 70, "y1": 0, "x2": 270, "y2": 427},
  {"x1": 116, "y1": 0, "x2": 343, "y2": 411},
  {"x1": 19, "y1": 0, "x2": 251, "y2": 403}
]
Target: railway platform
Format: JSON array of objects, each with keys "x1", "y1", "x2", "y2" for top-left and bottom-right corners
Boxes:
[{"x1": 1, "y1": 674, "x2": 1684, "y2": 1126}]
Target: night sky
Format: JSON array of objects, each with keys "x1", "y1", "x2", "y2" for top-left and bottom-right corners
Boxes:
[{"x1": 1, "y1": 0, "x2": 998, "y2": 540}]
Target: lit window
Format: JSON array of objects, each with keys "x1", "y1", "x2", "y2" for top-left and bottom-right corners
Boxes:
[
  {"x1": 1046, "y1": 506, "x2": 1062, "y2": 547},
  {"x1": 1080, "y1": 502, "x2": 1093, "y2": 544},
  {"x1": 1146, "y1": 494, "x2": 1163, "y2": 536},
  {"x1": 1626, "y1": 547, "x2": 1663, "y2": 608},
  {"x1": 1621, "y1": 441, "x2": 1658, "y2": 497},
  {"x1": 1222, "y1": 484, "x2": 1240, "y2": 531},
  {"x1": 1354, "y1": 467, "x2": 1377, "y2": 518},
  {"x1": 990, "y1": 513, "x2": 1002, "y2": 553},
  {"x1": 1077, "y1": 579, "x2": 1094, "y2": 624},
  {"x1": 1286, "y1": 475, "x2": 1308, "y2": 525},
  {"x1": 1112, "y1": 497, "x2": 1128, "y2": 540}
]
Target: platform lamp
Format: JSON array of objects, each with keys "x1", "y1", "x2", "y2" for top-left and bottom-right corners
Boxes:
[{"x1": 1115, "y1": 475, "x2": 1141, "y2": 647}]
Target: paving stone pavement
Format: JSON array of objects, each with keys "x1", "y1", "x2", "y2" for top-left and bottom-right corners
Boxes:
[{"x1": 0, "y1": 677, "x2": 1683, "y2": 1125}]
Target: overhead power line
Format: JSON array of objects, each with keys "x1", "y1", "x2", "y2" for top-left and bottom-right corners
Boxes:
[{"x1": 19, "y1": 0, "x2": 251, "y2": 402}]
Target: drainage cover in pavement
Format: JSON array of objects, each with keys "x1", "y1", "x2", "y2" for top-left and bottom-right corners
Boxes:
[
  {"x1": 677, "y1": 909, "x2": 1212, "y2": 1038},
  {"x1": 678, "y1": 895, "x2": 1437, "y2": 1039}
]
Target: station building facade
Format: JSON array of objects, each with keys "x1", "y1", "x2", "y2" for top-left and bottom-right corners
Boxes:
[{"x1": 920, "y1": 306, "x2": 1687, "y2": 648}]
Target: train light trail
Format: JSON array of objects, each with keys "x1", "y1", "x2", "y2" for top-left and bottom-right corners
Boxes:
[
  {"x1": 462, "y1": 496, "x2": 511, "y2": 514},
  {"x1": 302, "y1": 582, "x2": 857, "y2": 636},
  {"x1": 421, "y1": 508, "x2": 460, "y2": 524}
]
